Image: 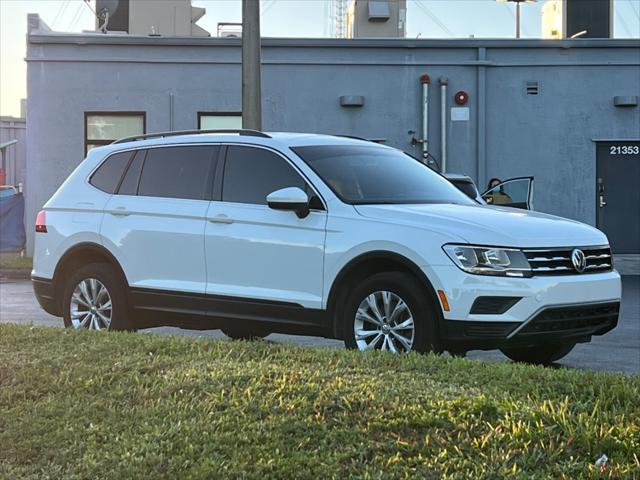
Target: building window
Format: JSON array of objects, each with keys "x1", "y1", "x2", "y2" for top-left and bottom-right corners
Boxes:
[
  {"x1": 198, "y1": 112, "x2": 242, "y2": 130},
  {"x1": 85, "y1": 112, "x2": 145, "y2": 154}
]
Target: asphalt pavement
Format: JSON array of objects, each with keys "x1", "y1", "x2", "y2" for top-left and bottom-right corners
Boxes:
[{"x1": 1, "y1": 275, "x2": 638, "y2": 374}]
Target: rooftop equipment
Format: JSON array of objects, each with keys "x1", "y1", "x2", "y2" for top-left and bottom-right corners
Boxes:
[
  {"x1": 346, "y1": 0, "x2": 407, "y2": 38},
  {"x1": 94, "y1": 0, "x2": 209, "y2": 36}
]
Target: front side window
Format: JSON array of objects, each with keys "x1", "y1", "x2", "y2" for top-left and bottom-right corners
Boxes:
[
  {"x1": 89, "y1": 151, "x2": 133, "y2": 193},
  {"x1": 85, "y1": 113, "x2": 145, "y2": 154},
  {"x1": 137, "y1": 146, "x2": 217, "y2": 200},
  {"x1": 292, "y1": 145, "x2": 475, "y2": 205},
  {"x1": 222, "y1": 146, "x2": 307, "y2": 205}
]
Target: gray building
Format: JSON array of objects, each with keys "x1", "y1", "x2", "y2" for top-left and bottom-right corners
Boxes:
[{"x1": 25, "y1": 14, "x2": 640, "y2": 255}]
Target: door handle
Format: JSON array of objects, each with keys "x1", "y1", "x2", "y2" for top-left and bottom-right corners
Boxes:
[
  {"x1": 599, "y1": 195, "x2": 607, "y2": 208},
  {"x1": 597, "y1": 180, "x2": 606, "y2": 208},
  {"x1": 208, "y1": 214, "x2": 233, "y2": 224},
  {"x1": 109, "y1": 206, "x2": 130, "y2": 216}
]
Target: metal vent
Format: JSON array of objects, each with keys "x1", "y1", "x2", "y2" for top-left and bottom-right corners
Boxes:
[
  {"x1": 523, "y1": 246, "x2": 612, "y2": 276},
  {"x1": 526, "y1": 81, "x2": 539, "y2": 95},
  {"x1": 517, "y1": 302, "x2": 619, "y2": 337},
  {"x1": 470, "y1": 296, "x2": 522, "y2": 315}
]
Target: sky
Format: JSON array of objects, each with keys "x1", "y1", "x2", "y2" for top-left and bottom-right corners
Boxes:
[{"x1": 1, "y1": 0, "x2": 639, "y2": 117}]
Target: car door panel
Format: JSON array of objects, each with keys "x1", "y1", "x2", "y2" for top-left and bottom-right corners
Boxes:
[
  {"x1": 205, "y1": 201, "x2": 326, "y2": 306},
  {"x1": 102, "y1": 195, "x2": 209, "y2": 293},
  {"x1": 205, "y1": 145, "x2": 327, "y2": 309},
  {"x1": 100, "y1": 145, "x2": 218, "y2": 294},
  {"x1": 482, "y1": 177, "x2": 534, "y2": 210}
]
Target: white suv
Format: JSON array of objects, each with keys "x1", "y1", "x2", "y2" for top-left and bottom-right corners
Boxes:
[{"x1": 32, "y1": 130, "x2": 621, "y2": 364}]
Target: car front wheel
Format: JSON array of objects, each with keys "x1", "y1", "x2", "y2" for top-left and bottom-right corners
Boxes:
[{"x1": 342, "y1": 272, "x2": 440, "y2": 354}]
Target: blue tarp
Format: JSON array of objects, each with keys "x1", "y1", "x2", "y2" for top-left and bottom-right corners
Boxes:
[{"x1": 0, "y1": 192, "x2": 26, "y2": 252}]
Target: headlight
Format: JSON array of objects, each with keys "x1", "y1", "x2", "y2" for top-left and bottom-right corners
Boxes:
[{"x1": 443, "y1": 244, "x2": 531, "y2": 277}]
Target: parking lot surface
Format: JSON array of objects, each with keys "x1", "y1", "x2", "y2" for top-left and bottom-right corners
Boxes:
[{"x1": 1, "y1": 275, "x2": 638, "y2": 374}]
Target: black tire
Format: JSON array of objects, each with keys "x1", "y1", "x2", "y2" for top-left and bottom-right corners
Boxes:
[
  {"x1": 341, "y1": 272, "x2": 441, "y2": 354},
  {"x1": 62, "y1": 262, "x2": 134, "y2": 331},
  {"x1": 500, "y1": 342, "x2": 576, "y2": 365},
  {"x1": 222, "y1": 326, "x2": 270, "y2": 341}
]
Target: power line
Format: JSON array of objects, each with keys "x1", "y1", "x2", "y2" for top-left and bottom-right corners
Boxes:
[
  {"x1": 67, "y1": 1, "x2": 85, "y2": 31},
  {"x1": 615, "y1": 7, "x2": 635, "y2": 37},
  {"x1": 628, "y1": 0, "x2": 640, "y2": 19},
  {"x1": 261, "y1": 0, "x2": 276, "y2": 16},
  {"x1": 52, "y1": 0, "x2": 70, "y2": 29},
  {"x1": 500, "y1": 3, "x2": 531, "y2": 37},
  {"x1": 414, "y1": 1, "x2": 454, "y2": 37}
]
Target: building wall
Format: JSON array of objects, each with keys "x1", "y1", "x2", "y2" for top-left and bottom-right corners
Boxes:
[{"x1": 25, "y1": 21, "x2": 640, "y2": 254}]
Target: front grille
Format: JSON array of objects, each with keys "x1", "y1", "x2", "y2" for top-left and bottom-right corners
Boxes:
[
  {"x1": 523, "y1": 245, "x2": 612, "y2": 276},
  {"x1": 517, "y1": 302, "x2": 619, "y2": 337},
  {"x1": 465, "y1": 322, "x2": 519, "y2": 338}
]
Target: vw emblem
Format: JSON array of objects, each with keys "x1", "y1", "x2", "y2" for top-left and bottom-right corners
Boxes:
[{"x1": 571, "y1": 248, "x2": 587, "y2": 273}]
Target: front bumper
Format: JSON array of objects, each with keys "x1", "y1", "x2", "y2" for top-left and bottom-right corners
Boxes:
[
  {"x1": 443, "y1": 301, "x2": 619, "y2": 350},
  {"x1": 32, "y1": 276, "x2": 61, "y2": 316},
  {"x1": 424, "y1": 265, "x2": 622, "y2": 349}
]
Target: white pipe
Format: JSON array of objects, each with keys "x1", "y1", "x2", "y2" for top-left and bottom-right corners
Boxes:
[
  {"x1": 169, "y1": 93, "x2": 175, "y2": 131},
  {"x1": 439, "y1": 77, "x2": 448, "y2": 173},
  {"x1": 420, "y1": 74, "x2": 430, "y2": 165}
]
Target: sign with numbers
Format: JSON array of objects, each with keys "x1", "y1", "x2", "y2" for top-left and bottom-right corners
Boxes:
[{"x1": 608, "y1": 144, "x2": 640, "y2": 156}]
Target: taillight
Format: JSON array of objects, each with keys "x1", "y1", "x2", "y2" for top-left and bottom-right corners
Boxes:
[{"x1": 35, "y1": 210, "x2": 47, "y2": 233}]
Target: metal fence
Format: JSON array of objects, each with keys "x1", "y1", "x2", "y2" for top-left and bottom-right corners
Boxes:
[{"x1": 0, "y1": 116, "x2": 26, "y2": 188}]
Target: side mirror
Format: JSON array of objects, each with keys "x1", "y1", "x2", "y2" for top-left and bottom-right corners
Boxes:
[{"x1": 266, "y1": 187, "x2": 310, "y2": 218}]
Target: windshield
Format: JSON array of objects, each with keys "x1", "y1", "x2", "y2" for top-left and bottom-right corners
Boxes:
[{"x1": 292, "y1": 145, "x2": 475, "y2": 205}]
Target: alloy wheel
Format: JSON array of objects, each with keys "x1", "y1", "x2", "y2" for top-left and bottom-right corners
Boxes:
[
  {"x1": 69, "y1": 278, "x2": 112, "y2": 330},
  {"x1": 353, "y1": 291, "x2": 415, "y2": 353}
]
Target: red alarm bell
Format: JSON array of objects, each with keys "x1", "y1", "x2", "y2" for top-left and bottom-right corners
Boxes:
[{"x1": 454, "y1": 91, "x2": 469, "y2": 105}]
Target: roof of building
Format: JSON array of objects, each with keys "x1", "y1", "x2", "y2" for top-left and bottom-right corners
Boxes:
[{"x1": 26, "y1": 14, "x2": 639, "y2": 50}]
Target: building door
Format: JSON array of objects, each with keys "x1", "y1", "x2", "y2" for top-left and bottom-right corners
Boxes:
[{"x1": 596, "y1": 141, "x2": 640, "y2": 254}]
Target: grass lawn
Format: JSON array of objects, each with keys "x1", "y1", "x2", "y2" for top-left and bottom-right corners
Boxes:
[
  {"x1": 0, "y1": 324, "x2": 638, "y2": 479},
  {"x1": 0, "y1": 253, "x2": 32, "y2": 270}
]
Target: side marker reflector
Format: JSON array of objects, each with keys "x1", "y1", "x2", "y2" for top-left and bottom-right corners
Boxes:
[{"x1": 437, "y1": 290, "x2": 450, "y2": 312}]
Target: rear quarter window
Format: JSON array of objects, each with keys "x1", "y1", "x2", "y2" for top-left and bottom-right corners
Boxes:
[
  {"x1": 89, "y1": 151, "x2": 133, "y2": 193},
  {"x1": 137, "y1": 146, "x2": 217, "y2": 200}
]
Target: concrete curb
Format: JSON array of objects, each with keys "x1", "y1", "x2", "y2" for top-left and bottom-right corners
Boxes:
[{"x1": 0, "y1": 268, "x2": 31, "y2": 280}]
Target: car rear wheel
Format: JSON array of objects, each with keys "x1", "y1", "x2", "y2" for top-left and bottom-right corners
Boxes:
[
  {"x1": 62, "y1": 263, "x2": 134, "y2": 331},
  {"x1": 342, "y1": 272, "x2": 440, "y2": 354},
  {"x1": 500, "y1": 342, "x2": 576, "y2": 365}
]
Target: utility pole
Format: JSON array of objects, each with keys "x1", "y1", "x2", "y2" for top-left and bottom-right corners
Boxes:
[
  {"x1": 516, "y1": 1, "x2": 521, "y2": 38},
  {"x1": 242, "y1": 0, "x2": 262, "y2": 130}
]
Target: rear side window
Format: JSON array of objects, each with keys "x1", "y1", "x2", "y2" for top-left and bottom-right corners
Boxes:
[
  {"x1": 222, "y1": 146, "x2": 307, "y2": 205},
  {"x1": 117, "y1": 149, "x2": 145, "y2": 196},
  {"x1": 137, "y1": 146, "x2": 217, "y2": 200},
  {"x1": 89, "y1": 151, "x2": 132, "y2": 193}
]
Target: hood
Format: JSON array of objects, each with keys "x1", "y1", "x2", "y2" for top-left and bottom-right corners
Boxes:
[{"x1": 354, "y1": 203, "x2": 608, "y2": 248}]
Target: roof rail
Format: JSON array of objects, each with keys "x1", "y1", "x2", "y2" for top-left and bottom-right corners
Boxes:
[
  {"x1": 336, "y1": 135, "x2": 387, "y2": 144},
  {"x1": 112, "y1": 129, "x2": 271, "y2": 145}
]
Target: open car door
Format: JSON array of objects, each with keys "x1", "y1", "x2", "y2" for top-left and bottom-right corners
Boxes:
[{"x1": 482, "y1": 177, "x2": 534, "y2": 210}]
